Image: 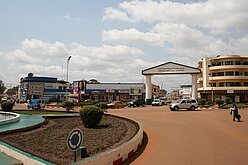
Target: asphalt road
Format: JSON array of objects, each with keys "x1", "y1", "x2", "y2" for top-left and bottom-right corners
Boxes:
[{"x1": 109, "y1": 106, "x2": 248, "y2": 165}]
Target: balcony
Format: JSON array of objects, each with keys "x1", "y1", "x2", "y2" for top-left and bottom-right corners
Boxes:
[
  {"x1": 210, "y1": 76, "x2": 248, "y2": 81},
  {"x1": 210, "y1": 65, "x2": 248, "y2": 71}
]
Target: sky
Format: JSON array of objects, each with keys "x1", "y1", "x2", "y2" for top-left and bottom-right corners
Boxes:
[{"x1": 0, "y1": 0, "x2": 248, "y2": 91}]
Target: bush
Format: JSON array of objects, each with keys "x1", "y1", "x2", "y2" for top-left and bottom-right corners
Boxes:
[
  {"x1": 215, "y1": 98, "x2": 224, "y2": 108},
  {"x1": 62, "y1": 101, "x2": 75, "y2": 112},
  {"x1": 199, "y1": 99, "x2": 207, "y2": 107},
  {"x1": 79, "y1": 105, "x2": 104, "y2": 128},
  {"x1": 94, "y1": 102, "x2": 108, "y2": 110},
  {"x1": 1, "y1": 102, "x2": 14, "y2": 112},
  {"x1": 225, "y1": 97, "x2": 232, "y2": 104}
]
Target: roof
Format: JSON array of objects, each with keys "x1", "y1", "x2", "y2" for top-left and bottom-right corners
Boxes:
[{"x1": 142, "y1": 61, "x2": 200, "y2": 75}]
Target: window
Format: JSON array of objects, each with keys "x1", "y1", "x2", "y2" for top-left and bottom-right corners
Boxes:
[
  {"x1": 219, "y1": 83, "x2": 224, "y2": 87},
  {"x1": 235, "y1": 72, "x2": 240, "y2": 76},
  {"x1": 244, "y1": 72, "x2": 248, "y2": 76},
  {"x1": 225, "y1": 71, "x2": 234, "y2": 76},
  {"x1": 225, "y1": 61, "x2": 233, "y2": 65},
  {"x1": 243, "y1": 61, "x2": 248, "y2": 65},
  {"x1": 218, "y1": 72, "x2": 224, "y2": 76},
  {"x1": 244, "y1": 82, "x2": 248, "y2": 86},
  {"x1": 235, "y1": 61, "x2": 241, "y2": 65}
]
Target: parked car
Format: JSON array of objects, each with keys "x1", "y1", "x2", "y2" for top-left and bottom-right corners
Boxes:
[
  {"x1": 27, "y1": 99, "x2": 45, "y2": 110},
  {"x1": 127, "y1": 98, "x2": 146, "y2": 107},
  {"x1": 107, "y1": 101, "x2": 126, "y2": 109},
  {"x1": 152, "y1": 99, "x2": 163, "y2": 106},
  {"x1": 169, "y1": 99, "x2": 198, "y2": 111}
]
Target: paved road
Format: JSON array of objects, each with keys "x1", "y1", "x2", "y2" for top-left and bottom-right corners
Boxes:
[{"x1": 109, "y1": 106, "x2": 248, "y2": 165}]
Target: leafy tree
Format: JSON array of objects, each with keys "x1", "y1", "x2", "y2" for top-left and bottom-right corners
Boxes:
[
  {"x1": 5, "y1": 86, "x2": 18, "y2": 96},
  {"x1": 0, "y1": 80, "x2": 6, "y2": 94},
  {"x1": 215, "y1": 98, "x2": 224, "y2": 108}
]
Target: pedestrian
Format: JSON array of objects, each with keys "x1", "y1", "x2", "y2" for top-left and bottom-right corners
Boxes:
[{"x1": 230, "y1": 103, "x2": 241, "y2": 122}]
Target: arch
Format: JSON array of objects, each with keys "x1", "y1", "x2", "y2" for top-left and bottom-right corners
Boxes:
[{"x1": 142, "y1": 61, "x2": 201, "y2": 100}]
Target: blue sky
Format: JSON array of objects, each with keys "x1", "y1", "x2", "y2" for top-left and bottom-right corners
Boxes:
[{"x1": 1, "y1": 0, "x2": 248, "y2": 90}]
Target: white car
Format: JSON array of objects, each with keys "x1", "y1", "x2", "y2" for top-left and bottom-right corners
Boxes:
[
  {"x1": 169, "y1": 99, "x2": 198, "y2": 111},
  {"x1": 151, "y1": 99, "x2": 163, "y2": 106}
]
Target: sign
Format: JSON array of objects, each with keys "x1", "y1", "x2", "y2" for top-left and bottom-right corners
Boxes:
[
  {"x1": 227, "y1": 89, "x2": 234, "y2": 93},
  {"x1": 106, "y1": 89, "x2": 115, "y2": 93},
  {"x1": 67, "y1": 129, "x2": 83, "y2": 151}
]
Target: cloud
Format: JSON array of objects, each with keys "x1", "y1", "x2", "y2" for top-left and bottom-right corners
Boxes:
[
  {"x1": 102, "y1": 7, "x2": 130, "y2": 22},
  {"x1": 22, "y1": 39, "x2": 69, "y2": 57},
  {"x1": 0, "y1": 39, "x2": 151, "y2": 85},
  {"x1": 103, "y1": 0, "x2": 248, "y2": 33},
  {"x1": 102, "y1": 28, "x2": 163, "y2": 46}
]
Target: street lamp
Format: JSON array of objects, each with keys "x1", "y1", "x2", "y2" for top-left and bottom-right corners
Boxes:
[{"x1": 66, "y1": 56, "x2": 72, "y2": 101}]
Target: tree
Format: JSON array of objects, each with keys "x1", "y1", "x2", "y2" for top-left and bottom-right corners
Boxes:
[
  {"x1": 0, "y1": 80, "x2": 6, "y2": 94},
  {"x1": 5, "y1": 86, "x2": 18, "y2": 96},
  {"x1": 88, "y1": 79, "x2": 100, "y2": 84}
]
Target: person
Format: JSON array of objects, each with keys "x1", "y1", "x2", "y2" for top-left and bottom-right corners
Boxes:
[{"x1": 230, "y1": 103, "x2": 240, "y2": 122}]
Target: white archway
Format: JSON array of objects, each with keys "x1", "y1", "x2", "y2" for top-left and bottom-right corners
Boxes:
[{"x1": 142, "y1": 61, "x2": 200, "y2": 100}]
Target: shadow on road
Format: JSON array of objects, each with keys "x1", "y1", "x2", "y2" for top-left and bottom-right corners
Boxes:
[{"x1": 122, "y1": 131, "x2": 148, "y2": 165}]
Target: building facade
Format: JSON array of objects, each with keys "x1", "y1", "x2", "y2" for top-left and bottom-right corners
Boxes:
[
  {"x1": 197, "y1": 55, "x2": 248, "y2": 102},
  {"x1": 72, "y1": 82, "x2": 160, "y2": 102},
  {"x1": 18, "y1": 75, "x2": 71, "y2": 102}
]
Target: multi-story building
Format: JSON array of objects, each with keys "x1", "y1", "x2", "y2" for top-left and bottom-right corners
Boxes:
[
  {"x1": 18, "y1": 74, "x2": 71, "y2": 102},
  {"x1": 197, "y1": 55, "x2": 248, "y2": 103}
]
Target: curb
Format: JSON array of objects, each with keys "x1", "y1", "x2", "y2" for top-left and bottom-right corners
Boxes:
[{"x1": 72, "y1": 115, "x2": 144, "y2": 165}]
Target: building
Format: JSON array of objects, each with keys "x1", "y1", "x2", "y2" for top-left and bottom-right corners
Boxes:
[
  {"x1": 197, "y1": 55, "x2": 248, "y2": 102},
  {"x1": 18, "y1": 74, "x2": 71, "y2": 102},
  {"x1": 72, "y1": 81, "x2": 160, "y2": 102}
]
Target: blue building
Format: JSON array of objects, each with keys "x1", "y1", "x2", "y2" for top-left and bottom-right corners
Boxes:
[{"x1": 18, "y1": 74, "x2": 72, "y2": 103}]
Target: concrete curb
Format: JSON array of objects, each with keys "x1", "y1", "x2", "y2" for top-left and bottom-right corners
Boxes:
[
  {"x1": 72, "y1": 115, "x2": 144, "y2": 165},
  {"x1": 0, "y1": 112, "x2": 20, "y2": 125}
]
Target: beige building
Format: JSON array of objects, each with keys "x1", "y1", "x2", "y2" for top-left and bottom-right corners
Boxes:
[{"x1": 197, "y1": 55, "x2": 248, "y2": 103}]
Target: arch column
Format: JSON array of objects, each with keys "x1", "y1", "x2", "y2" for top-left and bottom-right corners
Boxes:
[
  {"x1": 145, "y1": 75, "x2": 152, "y2": 100},
  {"x1": 191, "y1": 74, "x2": 198, "y2": 100}
]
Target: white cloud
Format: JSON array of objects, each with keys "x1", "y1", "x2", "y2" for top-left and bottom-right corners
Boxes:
[
  {"x1": 102, "y1": 7, "x2": 130, "y2": 22},
  {"x1": 102, "y1": 28, "x2": 163, "y2": 46},
  {"x1": 103, "y1": 0, "x2": 248, "y2": 33},
  {"x1": 22, "y1": 39, "x2": 69, "y2": 57}
]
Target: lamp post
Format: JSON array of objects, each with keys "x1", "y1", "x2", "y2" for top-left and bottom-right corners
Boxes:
[{"x1": 66, "y1": 56, "x2": 72, "y2": 101}]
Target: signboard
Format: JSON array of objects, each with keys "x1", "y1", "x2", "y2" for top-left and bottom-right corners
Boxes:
[
  {"x1": 106, "y1": 89, "x2": 115, "y2": 93},
  {"x1": 28, "y1": 82, "x2": 44, "y2": 96},
  {"x1": 67, "y1": 129, "x2": 83, "y2": 151},
  {"x1": 73, "y1": 80, "x2": 86, "y2": 94}
]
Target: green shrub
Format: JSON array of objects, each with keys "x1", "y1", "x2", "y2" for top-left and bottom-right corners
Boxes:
[
  {"x1": 1, "y1": 102, "x2": 14, "y2": 112},
  {"x1": 215, "y1": 98, "x2": 224, "y2": 108},
  {"x1": 225, "y1": 97, "x2": 232, "y2": 104},
  {"x1": 199, "y1": 99, "x2": 207, "y2": 107},
  {"x1": 62, "y1": 101, "x2": 75, "y2": 112},
  {"x1": 79, "y1": 105, "x2": 104, "y2": 128},
  {"x1": 94, "y1": 102, "x2": 108, "y2": 110}
]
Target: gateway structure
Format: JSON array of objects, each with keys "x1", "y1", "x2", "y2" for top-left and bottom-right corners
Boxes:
[{"x1": 142, "y1": 62, "x2": 200, "y2": 101}]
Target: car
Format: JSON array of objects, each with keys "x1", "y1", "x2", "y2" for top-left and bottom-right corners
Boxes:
[
  {"x1": 107, "y1": 101, "x2": 126, "y2": 109},
  {"x1": 151, "y1": 99, "x2": 163, "y2": 106},
  {"x1": 27, "y1": 99, "x2": 45, "y2": 110},
  {"x1": 127, "y1": 98, "x2": 146, "y2": 107},
  {"x1": 169, "y1": 99, "x2": 198, "y2": 111}
]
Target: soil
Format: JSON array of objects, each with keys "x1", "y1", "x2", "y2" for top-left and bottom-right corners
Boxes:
[{"x1": 0, "y1": 115, "x2": 138, "y2": 165}]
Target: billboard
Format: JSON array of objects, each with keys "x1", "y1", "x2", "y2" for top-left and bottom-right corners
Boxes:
[{"x1": 73, "y1": 80, "x2": 85, "y2": 94}]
